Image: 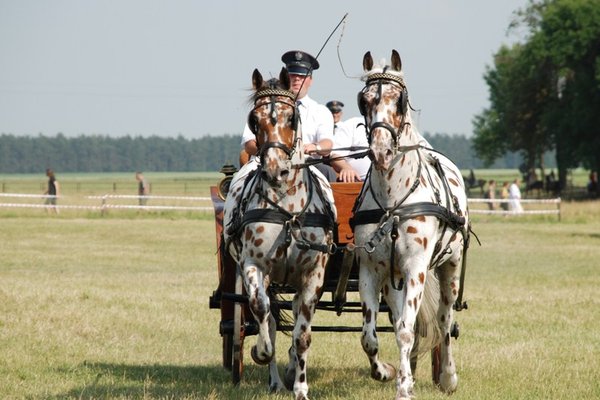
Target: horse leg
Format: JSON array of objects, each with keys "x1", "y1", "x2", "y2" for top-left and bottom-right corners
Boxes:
[
  {"x1": 267, "y1": 312, "x2": 284, "y2": 392},
  {"x1": 359, "y1": 261, "x2": 396, "y2": 382},
  {"x1": 284, "y1": 285, "x2": 318, "y2": 400},
  {"x1": 435, "y1": 257, "x2": 461, "y2": 393},
  {"x1": 386, "y1": 262, "x2": 429, "y2": 400},
  {"x1": 243, "y1": 263, "x2": 275, "y2": 366}
]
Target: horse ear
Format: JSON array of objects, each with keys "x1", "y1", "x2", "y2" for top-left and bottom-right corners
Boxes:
[
  {"x1": 391, "y1": 50, "x2": 402, "y2": 71},
  {"x1": 363, "y1": 51, "x2": 373, "y2": 72},
  {"x1": 279, "y1": 67, "x2": 290, "y2": 90},
  {"x1": 252, "y1": 68, "x2": 263, "y2": 90}
]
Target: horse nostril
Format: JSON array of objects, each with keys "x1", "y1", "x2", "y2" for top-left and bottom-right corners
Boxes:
[
  {"x1": 386, "y1": 149, "x2": 393, "y2": 159},
  {"x1": 280, "y1": 169, "x2": 289, "y2": 179}
]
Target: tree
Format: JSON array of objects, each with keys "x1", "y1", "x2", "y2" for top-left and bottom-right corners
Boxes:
[{"x1": 473, "y1": 0, "x2": 600, "y2": 189}]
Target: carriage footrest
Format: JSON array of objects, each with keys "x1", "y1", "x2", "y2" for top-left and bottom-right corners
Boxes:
[{"x1": 219, "y1": 319, "x2": 259, "y2": 336}]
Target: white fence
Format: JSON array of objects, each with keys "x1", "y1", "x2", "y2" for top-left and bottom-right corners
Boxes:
[
  {"x1": 0, "y1": 193, "x2": 213, "y2": 213},
  {"x1": 0, "y1": 192, "x2": 561, "y2": 220},
  {"x1": 468, "y1": 198, "x2": 561, "y2": 220}
]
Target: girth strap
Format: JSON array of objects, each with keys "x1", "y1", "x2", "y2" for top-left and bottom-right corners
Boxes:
[
  {"x1": 350, "y1": 201, "x2": 465, "y2": 231},
  {"x1": 241, "y1": 208, "x2": 335, "y2": 232}
]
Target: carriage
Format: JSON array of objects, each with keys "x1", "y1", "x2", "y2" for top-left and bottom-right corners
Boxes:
[{"x1": 208, "y1": 50, "x2": 471, "y2": 399}]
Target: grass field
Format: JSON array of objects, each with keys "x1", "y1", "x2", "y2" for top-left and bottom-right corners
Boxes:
[{"x1": 1, "y1": 173, "x2": 600, "y2": 399}]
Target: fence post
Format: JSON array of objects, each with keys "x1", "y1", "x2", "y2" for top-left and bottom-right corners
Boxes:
[{"x1": 101, "y1": 194, "x2": 108, "y2": 216}]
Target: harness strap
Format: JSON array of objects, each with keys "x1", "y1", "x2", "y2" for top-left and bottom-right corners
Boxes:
[
  {"x1": 350, "y1": 202, "x2": 465, "y2": 232},
  {"x1": 240, "y1": 208, "x2": 335, "y2": 232}
]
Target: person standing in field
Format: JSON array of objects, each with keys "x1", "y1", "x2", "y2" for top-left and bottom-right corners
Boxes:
[
  {"x1": 500, "y1": 181, "x2": 510, "y2": 211},
  {"x1": 135, "y1": 171, "x2": 149, "y2": 206},
  {"x1": 485, "y1": 179, "x2": 496, "y2": 210},
  {"x1": 44, "y1": 168, "x2": 60, "y2": 214},
  {"x1": 509, "y1": 178, "x2": 524, "y2": 213}
]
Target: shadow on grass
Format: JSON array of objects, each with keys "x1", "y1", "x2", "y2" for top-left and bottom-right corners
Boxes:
[
  {"x1": 570, "y1": 232, "x2": 600, "y2": 240},
  {"x1": 49, "y1": 362, "x2": 229, "y2": 399},
  {"x1": 49, "y1": 361, "x2": 403, "y2": 399}
]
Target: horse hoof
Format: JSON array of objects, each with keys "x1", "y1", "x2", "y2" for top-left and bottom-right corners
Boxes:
[
  {"x1": 269, "y1": 382, "x2": 284, "y2": 393},
  {"x1": 438, "y1": 371, "x2": 458, "y2": 393},
  {"x1": 371, "y1": 362, "x2": 396, "y2": 382},
  {"x1": 251, "y1": 345, "x2": 272, "y2": 365}
]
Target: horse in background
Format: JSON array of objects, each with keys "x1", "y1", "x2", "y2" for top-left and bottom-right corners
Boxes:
[
  {"x1": 463, "y1": 169, "x2": 485, "y2": 195},
  {"x1": 223, "y1": 67, "x2": 337, "y2": 400},
  {"x1": 352, "y1": 50, "x2": 470, "y2": 399}
]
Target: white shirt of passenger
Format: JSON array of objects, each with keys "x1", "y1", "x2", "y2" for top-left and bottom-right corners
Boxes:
[{"x1": 331, "y1": 116, "x2": 371, "y2": 180}]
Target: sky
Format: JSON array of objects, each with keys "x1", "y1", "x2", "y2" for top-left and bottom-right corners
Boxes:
[{"x1": 0, "y1": 0, "x2": 529, "y2": 139}]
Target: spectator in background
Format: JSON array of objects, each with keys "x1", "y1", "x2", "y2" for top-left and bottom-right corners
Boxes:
[
  {"x1": 500, "y1": 181, "x2": 510, "y2": 211},
  {"x1": 509, "y1": 178, "x2": 523, "y2": 213},
  {"x1": 44, "y1": 168, "x2": 60, "y2": 214},
  {"x1": 587, "y1": 171, "x2": 598, "y2": 198},
  {"x1": 484, "y1": 179, "x2": 496, "y2": 210},
  {"x1": 135, "y1": 171, "x2": 149, "y2": 206}
]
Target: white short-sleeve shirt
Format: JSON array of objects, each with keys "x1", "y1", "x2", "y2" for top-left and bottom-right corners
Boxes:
[{"x1": 331, "y1": 116, "x2": 371, "y2": 180}]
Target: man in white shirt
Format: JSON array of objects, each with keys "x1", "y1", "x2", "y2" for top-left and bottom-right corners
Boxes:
[
  {"x1": 240, "y1": 50, "x2": 337, "y2": 181},
  {"x1": 326, "y1": 100, "x2": 371, "y2": 181}
]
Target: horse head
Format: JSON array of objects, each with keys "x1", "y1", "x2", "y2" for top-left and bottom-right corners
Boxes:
[
  {"x1": 358, "y1": 50, "x2": 411, "y2": 171},
  {"x1": 248, "y1": 68, "x2": 299, "y2": 186}
]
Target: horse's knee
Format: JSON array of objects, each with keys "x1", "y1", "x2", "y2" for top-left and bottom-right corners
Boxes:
[
  {"x1": 295, "y1": 329, "x2": 312, "y2": 354},
  {"x1": 249, "y1": 289, "x2": 270, "y2": 322},
  {"x1": 398, "y1": 327, "x2": 414, "y2": 346}
]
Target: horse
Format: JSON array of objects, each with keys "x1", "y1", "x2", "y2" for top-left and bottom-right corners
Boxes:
[
  {"x1": 223, "y1": 67, "x2": 337, "y2": 399},
  {"x1": 351, "y1": 50, "x2": 471, "y2": 399}
]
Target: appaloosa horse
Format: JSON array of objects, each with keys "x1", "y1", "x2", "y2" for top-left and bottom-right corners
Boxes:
[
  {"x1": 352, "y1": 50, "x2": 470, "y2": 399},
  {"x1": 223, "y1": 67, "x2": 337, "y2": 400}
]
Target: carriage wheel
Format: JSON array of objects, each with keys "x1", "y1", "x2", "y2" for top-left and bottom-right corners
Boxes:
[
  {"x1": 232, "y1": 267, "x2": 245, "y2": 385},
  {"x1": 222, "y1": 334, "x2": 233, "y2": 371}
]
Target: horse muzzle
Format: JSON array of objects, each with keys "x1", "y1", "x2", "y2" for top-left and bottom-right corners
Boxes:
[{"x1": 261, "y1": 151, "x2": 291, "y2": 186}]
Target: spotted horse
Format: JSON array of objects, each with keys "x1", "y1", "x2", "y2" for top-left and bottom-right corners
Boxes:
[
  {"x1": 223, "y1": 67, "x2": 337, "y2": 400},
  {"x1": 351, "y1": 50, "x2": 471, "y2": 399}
]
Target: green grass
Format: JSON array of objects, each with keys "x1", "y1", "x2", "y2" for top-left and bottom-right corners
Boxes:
[{"x1": 1, "y1": 180, "x2": 600, "y2": 398}]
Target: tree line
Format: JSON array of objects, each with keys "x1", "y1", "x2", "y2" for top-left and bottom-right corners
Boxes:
[
  {"x1": 0, "y1": 132, "x2": 539, "y2": 174},
  {"x1": 473, "y1": 0, "x2": 600, "y2": 190}
]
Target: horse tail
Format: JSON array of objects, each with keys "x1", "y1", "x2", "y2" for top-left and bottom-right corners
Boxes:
[{"x1": 414, "y1": 268, "x2": 443, "y2": 355}]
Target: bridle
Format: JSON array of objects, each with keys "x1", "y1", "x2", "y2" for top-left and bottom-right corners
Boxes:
[
  {"x1": 248, "y1": 84, "x2": 299, "y2": 163},
  {"x1": 357, "y1": 70, "x2": 410, "y2": 151}
]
